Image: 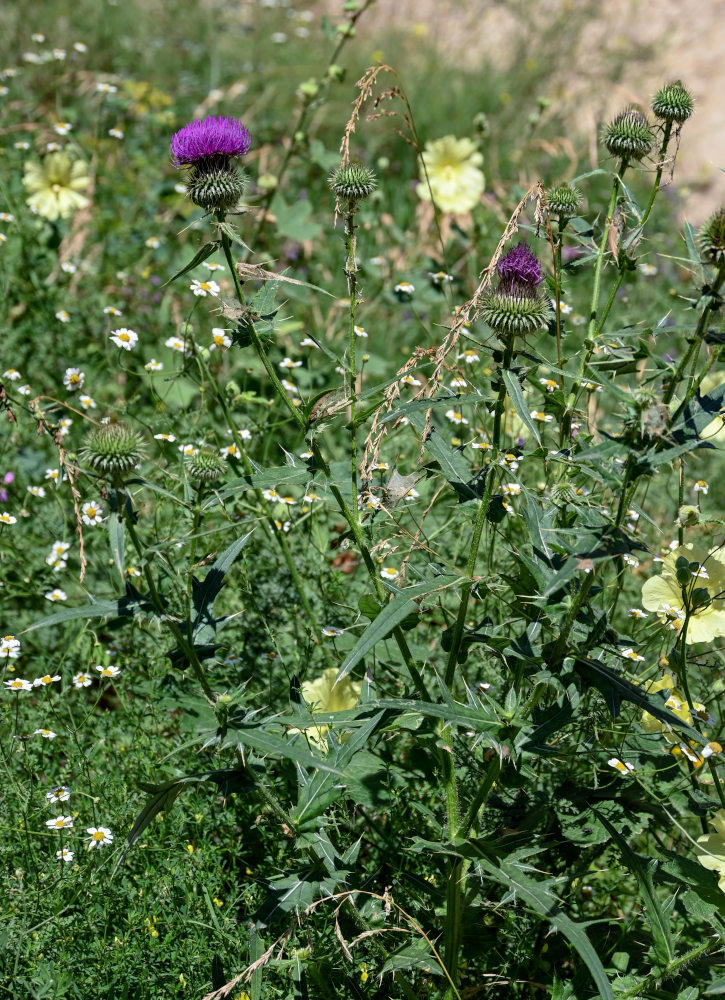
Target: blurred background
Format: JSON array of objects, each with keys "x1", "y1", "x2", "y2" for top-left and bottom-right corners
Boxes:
[{"x1": 3, "y1": 0, "x2": 722, "y2": 220}]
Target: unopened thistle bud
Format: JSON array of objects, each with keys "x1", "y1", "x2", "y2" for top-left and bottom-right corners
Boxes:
[
  {"x1": 186, "y1": 448, "x2": 226, "y2": 482},
  {"x1": 550, "y1": 481, "x2": 578, "y2": 503},
  {"x1": 329, "y1": 162, "x2": 377, "y2": 204},
  {"x1": 547, "y1": 184, "x2": 583, "y2": 218},
  {"x1": 697, "y1": 207, "x2": 725, "y2": 265},
  {"x1": 81, "y1": 422, "x2": 144, "y2": 475},
  {"x1": 677, "y1": 504, "x2": 700, "y2": 527},
  {"x1": 603, "y1": 109, "x2": 654, "y2": 161},
  {"x1": 170, "y1": 115, "x2": 251, "y2": 213},
  {"x1": 480, "y1": 242, "x2": 552, "y2": 338},
  {"x1": 651, "y1": 82, "x2": 694, "y2": 125}
]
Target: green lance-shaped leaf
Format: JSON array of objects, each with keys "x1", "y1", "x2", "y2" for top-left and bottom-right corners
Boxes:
[
  {"x1": 595, "y1": 810, "x2": 674, "y2": 965},
  {"x1": 501, "y1": 369, "x2": 542, "y2": 446},
  {"x1": 335, "y1": 575, "x2": 458, "y2": 682},
  {"x1": 164, "y1": 240, "x2": 220, "y2": 286}
]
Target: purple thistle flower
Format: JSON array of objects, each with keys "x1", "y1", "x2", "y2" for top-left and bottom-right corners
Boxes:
[
  {"x1": 497, "y1": 242, "x2": 544, "y2": 287},
  {"x1": 170, "y1": 116, "x2": 251, "y2": 167}
]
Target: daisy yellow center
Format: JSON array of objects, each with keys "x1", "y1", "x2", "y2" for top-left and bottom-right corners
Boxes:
[{"x1": 92, "y1": 831, "x2": 105, "y2": 841}]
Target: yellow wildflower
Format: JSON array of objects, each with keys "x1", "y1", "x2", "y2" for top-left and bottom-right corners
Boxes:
[
  {"x1": 640, "y1": 674, "x2": 708, "y2": 744},
  {"x1": 417, "y1": 136, "x2": 485, "y2": 214},
  {"x1": 641, "y1": 543, "x2": 725, "y2": 643},
  {"x1": 696, "y1": 809, "x2": 725, "y2": 893},
  {"x1": 289, "y1": 667, "x2": 362, "y2": 749},
  {"x1": 23, "y1": 152, "x2": 90, "y2": 221}
]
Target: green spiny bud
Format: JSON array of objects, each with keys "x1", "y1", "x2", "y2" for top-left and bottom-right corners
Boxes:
[
  {"x1": 603, "y1": 109, "x2": 654, "y2": 161},
  {"x1": 547, "y1": 184, "x2": 583, "y2": 218},
  {"x1": 677, "y1": 504, "x2": 700, "y2": 527},
  {"x1": 80, "y1": 421, "x2": 144, "y2": 475},
  {"x1": 479, "y1": 286, "x2": 552, "y2": 338},
  {"x1": 550, "y1": 481, "x2": 578, "y2": 503},
  {"x1": 697, "y1": 207, "x2": 725, "y2": 265},
  {"x1": 329, "y1": 162, "x2": 377, "y2": 203},
  {"x1": 186, "y1": 160, "x2": 247, "y2": 212},
  {"x1": 186, "y1": 447, "x2": 226, "y2": 483},
  {"x1": 651, "y1": 81, "x2": 694, "y2": 125}
]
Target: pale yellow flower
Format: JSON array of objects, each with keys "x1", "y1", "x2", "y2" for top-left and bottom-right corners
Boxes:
[
  {"x1": 23, "y1": 152, "x2": 90, "y2": 221},
  {"x1": 698, "y1": 373, "x2": 725, "y2": 444},
  {"x1": 641, "y1": 543, "x2": 725, "y2": 643},
  {"x1": 417, "y1": 135, "x2": 485, "y2": 214},
  {"x1": 290, "y1": 667, "x2": 362, "y2": 749},
  {"x1": 640, "y1": 673, "x2": 708, "y2": 744},
  {"x1": 696, "y1": 809, "x2": 725, "y2": 893}
]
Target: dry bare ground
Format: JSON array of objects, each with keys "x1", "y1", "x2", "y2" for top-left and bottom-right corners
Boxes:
[{"x1": 327, "y1": 0, "x2": 725, "y2": 222}]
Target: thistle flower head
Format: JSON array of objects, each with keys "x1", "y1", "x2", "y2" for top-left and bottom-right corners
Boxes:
[
  {"x1": 496, "y1": 242, "x2": 544, "y2": 288},
  {"x1": 547, "y1": 184, "x2": 583, "y2": 218},
  {"x1": 186, "y1": 448, "x2": 226, "y2": 482},
  {"x1": 80, "y1": 422, "x2": 144, "y2": 476},
  {"x1": 170, "y1": 115, "x2": 251, "y2": 213},
  {"x1": 651, "y1": 81, "x2": 694, "y2": 125},
  {"x1": 603, "y1": 109, "x2": 654, "y2": 161},
  {"x1": 170, "y1": 116, "x2": 251, "y2": 166},
  {"x1": 697, "y1": 207, "x2": 725, "y2": 265},
  {"x1": 329, "y1": 162, "x2": 377, "y2": 203},
  {"x1": 481, "y1": 241, "x2": 550, "y2": 338}
]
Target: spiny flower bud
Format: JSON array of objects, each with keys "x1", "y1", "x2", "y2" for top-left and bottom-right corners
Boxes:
[
  {"x1": 550, "y1": 481, "x2": 578, "y2": 503},
  {"x1": 480, "y1": 286, "x2": 552, "y2": 338},
  {"x1": 651, "y1": 82, "x2": 694, "y2": 125},
  {"x1": 185, "y1": 162, "x2": 247, "y2": 212},
  {"x1": 329, "y1": 162, "x2": 377, "y2": 203},
  {"x1": 547, "y1": 184, "x2": 583, "y2": 218},
  {"x1": 697, "y1": 207, "x2": 725, "y2": 265},
  {"x1": 603, "y1": 109, "x2": 654, "y2": 161},
  {"x1": 186, "y1": 447, "x2": 226, "y2": 482},
  {"x1": 80, "y1": 422, "x2": 144, "y2": 475}
]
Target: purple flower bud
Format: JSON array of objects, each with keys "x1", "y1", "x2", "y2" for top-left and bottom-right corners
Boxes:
[
  {"x1": 170, "y1": 116, "x2": 251, "y2": 167},
  {"x1": 3, "y1": 472, "x2": 14, "y2": 484},
  {"x1": 497, "y1": 242, "x2": 544, "y2": 287}
]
